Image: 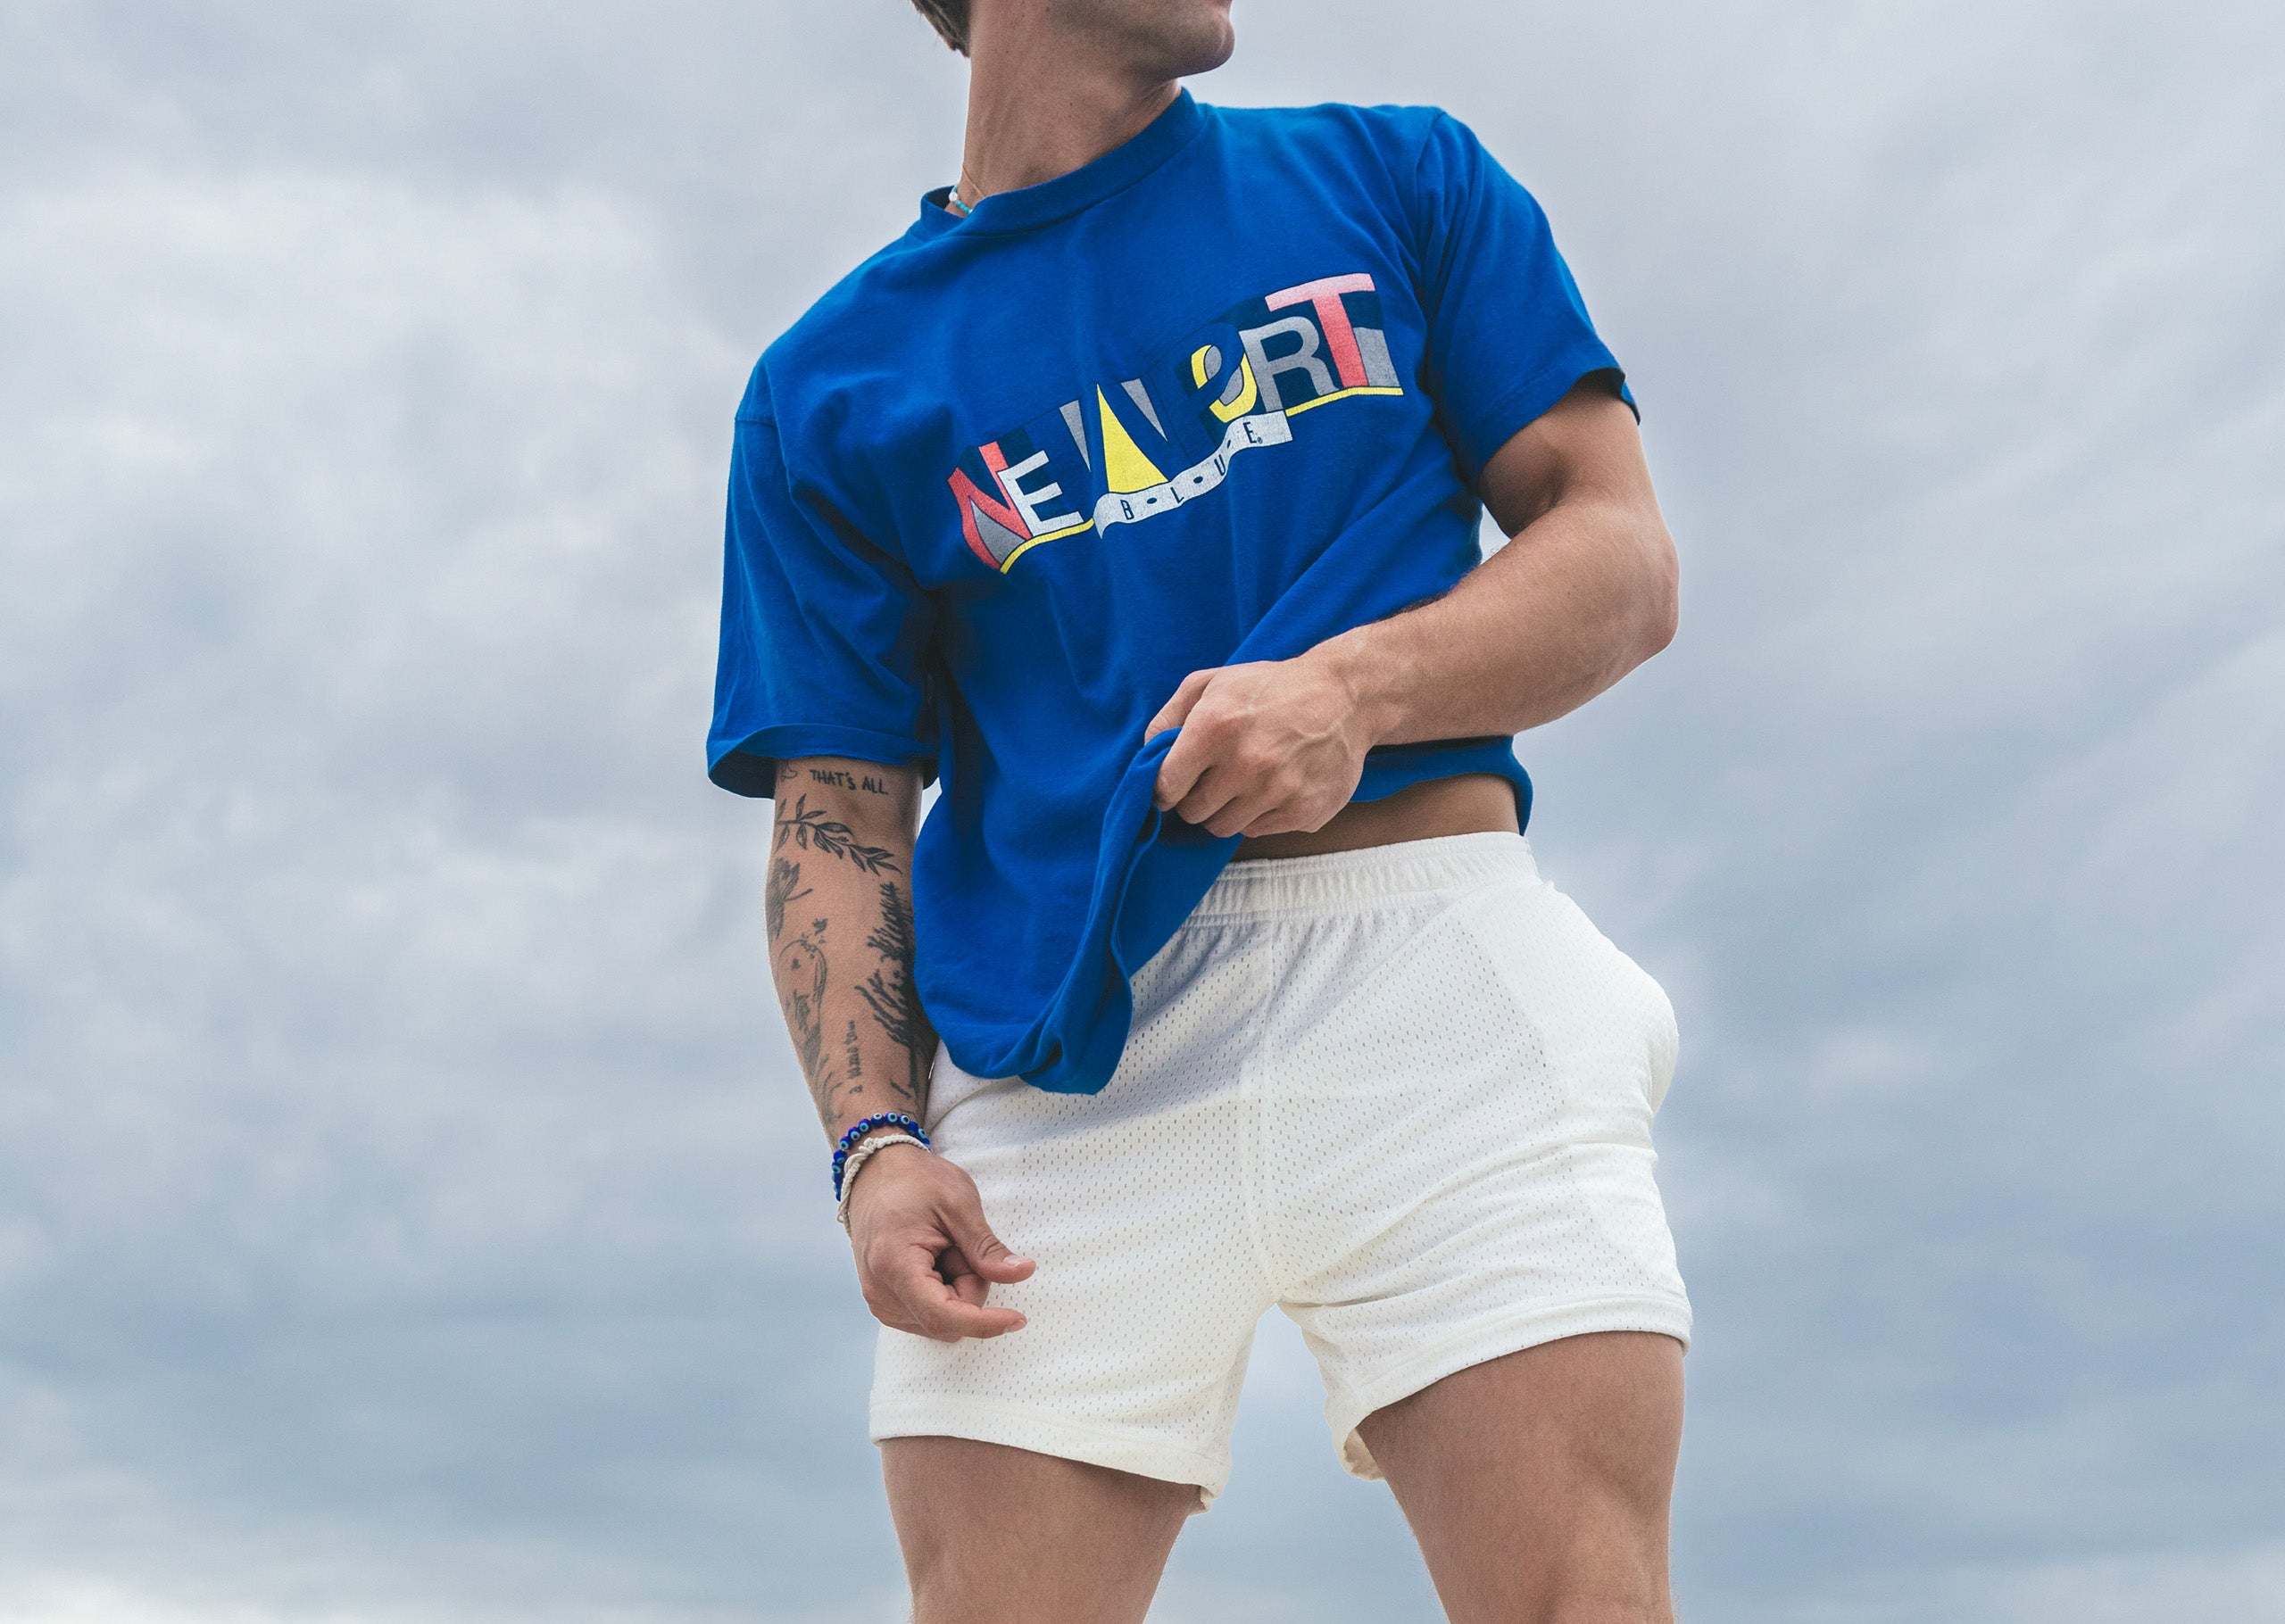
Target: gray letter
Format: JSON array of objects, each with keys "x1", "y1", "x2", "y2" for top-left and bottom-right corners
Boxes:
[{"x1": 1238, "y1": 315, "x2": 1336, "y2": 412}]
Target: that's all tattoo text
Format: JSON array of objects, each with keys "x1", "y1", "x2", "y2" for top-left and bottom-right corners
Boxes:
[{"x1": 808, "y1": 766, "x2": 894, "y2": 796}]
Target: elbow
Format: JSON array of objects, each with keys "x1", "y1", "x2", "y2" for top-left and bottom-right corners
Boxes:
[{"x1": 1638, "y1": 524, "x2": 1680, "y2": 659}]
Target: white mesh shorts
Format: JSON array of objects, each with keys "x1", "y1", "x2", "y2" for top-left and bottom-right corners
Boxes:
[{"x1": 871, "y1": 832, "x2": 1691, "y2": 1506}]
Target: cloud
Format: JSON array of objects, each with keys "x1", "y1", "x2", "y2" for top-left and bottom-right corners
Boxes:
[{"x1": 0, "y1": 2, "x2": 2279, "y2": 1620}]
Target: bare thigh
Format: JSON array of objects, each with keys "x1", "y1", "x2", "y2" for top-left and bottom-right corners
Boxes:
[
  {"x1": 1356, "y1": 1331, "x2": 1685, "y2": 1624},
  {"x1": 881, "y1": 1437, "x2": 1197, "y2": 1624}
]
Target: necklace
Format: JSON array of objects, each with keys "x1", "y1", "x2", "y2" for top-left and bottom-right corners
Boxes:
[{"x1": 947, "y1": 161, "x2": 985, "y2": 218}]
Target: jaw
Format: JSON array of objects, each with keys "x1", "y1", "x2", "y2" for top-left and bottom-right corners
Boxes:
[{"x1": 1037, "y1": 0, "x2": 1237, "y2": 81}]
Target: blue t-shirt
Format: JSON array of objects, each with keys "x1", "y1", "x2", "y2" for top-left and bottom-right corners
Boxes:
[{"x1": 710, "y1": 92, "x2": 1629, "y2": 1094}]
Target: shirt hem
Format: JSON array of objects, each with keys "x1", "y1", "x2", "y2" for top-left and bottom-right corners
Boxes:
[
  {"x1": 1462, "y1": 346, "x2": 1633, "y2": 485},
  {"x1": 707, "y1": 723, "x2": 936, "y2": 799}
]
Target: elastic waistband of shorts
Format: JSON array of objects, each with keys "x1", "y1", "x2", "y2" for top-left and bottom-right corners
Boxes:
[{"x1": 1182, "y1": 831, "x2": 1539, "y2": 924}]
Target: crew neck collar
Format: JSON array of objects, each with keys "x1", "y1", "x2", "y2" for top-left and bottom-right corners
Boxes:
[{"x1": 916, "y1": 89, "x2": 1208, "y2": 239}]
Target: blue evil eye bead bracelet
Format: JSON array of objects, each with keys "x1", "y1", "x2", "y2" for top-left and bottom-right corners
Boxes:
[{"x1": 832, "y1": 1113, "x2": 930, "y2": 1197}]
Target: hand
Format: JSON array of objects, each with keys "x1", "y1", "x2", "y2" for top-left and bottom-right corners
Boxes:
[
  {"x1": 845, "y1": 1142, "x2": 1034, "y2": 1342},
  {"x1": 1144, "y1": 650, "x2": 1378, "y2": 839}
]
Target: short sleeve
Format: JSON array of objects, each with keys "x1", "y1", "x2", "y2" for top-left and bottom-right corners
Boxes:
[
  {"x1": 707, "y1": 411, "x2": 937, "y2": 799},
  {"x1": 1408, "y1": 112, "x2": 1634, "y2": 487}
]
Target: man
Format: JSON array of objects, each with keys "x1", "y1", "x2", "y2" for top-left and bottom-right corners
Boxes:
[{"x1": 708, "y1": 2, "x2": 1691, "y2": 1619}]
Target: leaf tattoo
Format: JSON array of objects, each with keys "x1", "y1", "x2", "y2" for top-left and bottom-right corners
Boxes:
[{"x1": 775, "y1": 794, "x2": 897, "y2": 874}]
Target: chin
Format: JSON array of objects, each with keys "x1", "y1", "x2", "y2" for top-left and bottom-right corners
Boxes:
[
  {"x1": 1093, "y1": 0, "x2": 1237, "y2": 79},
  {"x1": 1180, "y1": 22, "x2": 1238, "y2": 78},
  {"x1": 1171, "y1": 4, "x2": 1238, "y2": 77}
]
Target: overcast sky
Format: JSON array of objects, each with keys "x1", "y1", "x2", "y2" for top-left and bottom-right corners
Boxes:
[{"x1": 2, "y1": 3, "x2": 2281, "y2": 1620}]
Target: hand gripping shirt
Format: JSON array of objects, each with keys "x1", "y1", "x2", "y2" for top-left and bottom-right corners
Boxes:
[{"x1": 709, "y1": 93, "x2": 1631, "y2": 1094}]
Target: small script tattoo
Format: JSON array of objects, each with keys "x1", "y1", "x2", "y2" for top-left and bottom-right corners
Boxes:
[
  {"x1": 808, "y1": 766, "x2": 893, "y2": 796},
  {"x1": 775, "y1": 793, "x2": 897, "y2": 874}
]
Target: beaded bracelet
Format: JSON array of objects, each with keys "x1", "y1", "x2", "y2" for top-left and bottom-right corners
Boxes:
[
  {"x1": 832, "y1": 1113, "x2": 931, "y2": 1197},
  {"x1": 835, "y1": 1132, "x2": 926, "y2": 1229}
]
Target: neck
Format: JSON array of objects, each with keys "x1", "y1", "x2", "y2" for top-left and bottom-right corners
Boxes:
[{"x1": 956, "y1": 12, "x2": 1180, "y2": 205}]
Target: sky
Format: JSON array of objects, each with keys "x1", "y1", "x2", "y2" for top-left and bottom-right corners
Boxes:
[{"x1": 1, "y1": 2, "x2": 2280, "y2": 1620}]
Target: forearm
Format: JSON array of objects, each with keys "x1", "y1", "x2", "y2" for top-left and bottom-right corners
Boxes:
[
  {"x1": 766, "y1": 758, "x2": 936, "y2": 1143},
  {"x1": 1310, "y1": 489, "x2": 1678, "y2": 749},
  {"x1": 766, "y1": 760, "x2": 1030, "y2": 1342},
  {"x1": 1142, "y1": 386, "x2": 1678, "y2": 841}
]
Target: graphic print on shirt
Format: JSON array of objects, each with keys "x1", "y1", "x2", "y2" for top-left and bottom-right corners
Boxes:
[{"x1": 947, "y1": 272, "x2": 1404, "y2": 572}]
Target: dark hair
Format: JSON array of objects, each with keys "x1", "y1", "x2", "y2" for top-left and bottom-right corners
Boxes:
[{"x1": 910, "y1": 0, "x2": 968, "y2": 54}]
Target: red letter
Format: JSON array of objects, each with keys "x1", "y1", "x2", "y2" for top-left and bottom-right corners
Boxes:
[
  {"x1": 947, "y1": 442, "x2": 1028, "y2": 568},
  {"x1": 1266, "y1": 273, "x2": 1375, "y2": 389}
]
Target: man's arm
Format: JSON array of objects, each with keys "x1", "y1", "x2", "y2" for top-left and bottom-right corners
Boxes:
[
  {"x1": 767, "y1": 758, "x2": 1033, "y2": 1341},
  {"x1": 1147, "y1": 381, "x2": 1677, "y2": 837},
  {"x1": 767, "y1": 760, "x2": 935, "y2": 1127}
]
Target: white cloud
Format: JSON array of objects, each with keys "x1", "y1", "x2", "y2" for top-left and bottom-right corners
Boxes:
[{"x1": 1, "y1": 3, "x2": 2280, "y2": 1620}]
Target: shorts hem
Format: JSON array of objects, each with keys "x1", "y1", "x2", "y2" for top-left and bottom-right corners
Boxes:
[
  {"x1": 869, "y1": 1394, "x2": 1229, "y2": 1511},
  {"x1": 1325, "y1": 1292, "x2": 1694, "y2": 1480}
]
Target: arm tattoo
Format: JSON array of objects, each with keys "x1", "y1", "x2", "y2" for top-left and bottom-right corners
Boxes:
[
  {"x1": 862, "y1": 879, "x2": 917, "y2": 974},
  {"x1": 856, "y1": 879, "x2": 930, "y2": 1098},
  {"x1": 775, "y1": 793, "x2": 898, "y2": 873},
  {"x1": 776, "y1": 915, "x2": 839, "y2": 1114},
  {"x1": 766, "y1": 797, "x2": 927, "y2": 1123},
  {"x1": 764, "y1": 856, "x2": 810, "y2": 940},
  {"x1": 807, "y1": 766, "x2": 893, "y2": 796}
]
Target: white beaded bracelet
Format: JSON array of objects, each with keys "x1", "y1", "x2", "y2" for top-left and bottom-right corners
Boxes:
[{"x1": 835, "y1": 1132, "x2": 927, "y2": 1229}]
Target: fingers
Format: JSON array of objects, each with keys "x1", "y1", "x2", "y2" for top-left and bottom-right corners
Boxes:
[
  {"x1": 1182, "y1": 773, "x2": 1346, "y2": 841},
  {"x1": 1173, "y1": 768, "x2": 1267, "y2": 838},
  {"x1": 1151, "y1": 654, "x2": 1372, "y2": 827},
  {"x1": 852, "y1": 1161, "x2": 1034, "y2": 1343},
  {"x1": 865, "y1": 1235, "x2": 1027, "y2": 1342},
  {"x1": 939, "y1": 1181, "x2": 1035, "y2": 1284},
  {"x1": 1157, "y1": 693, "x2": 1267, "y2": 817},
  {"x1": 1152, "y1": 714, "x2": 1220, "y2": 812},
  {"x1": 1239, "y1": 802, "x2": 1322, "y2": 839},
  {"x1": 1151, "y1": 667, "x2": 1234, "y2": 808},
  {"x1": 1150, "y1": 663, "x2": 1322, "y2": 824},
  {"x1": 1169, "y1": 752, "x2": 1304, "y2": 838},
  {"x1": 1165, "y1": 754, "x2": 1308, "y2": 838},
  {"x1": 944, "y1": 1260, "x2": 992, "y2": 1308},
  {"x1": 1144, "y1": 667, "x2": 1214, "y2": 742}
]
